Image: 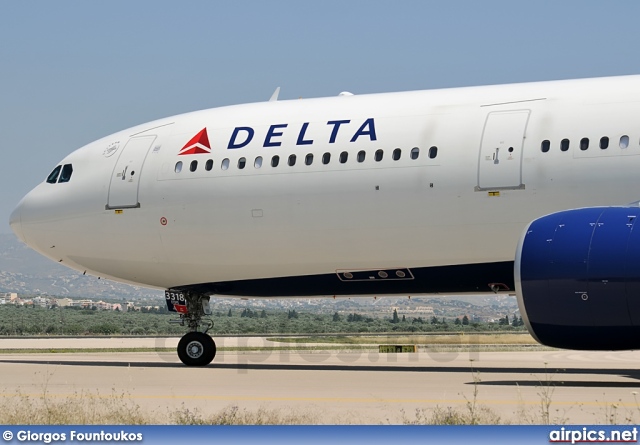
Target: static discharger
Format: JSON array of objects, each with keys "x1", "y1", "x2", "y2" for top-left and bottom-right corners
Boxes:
[
  {"x1": 114, "y1": 209, "x2": 123, "y2": 214},
  {"x1": 488, "y1": 191, "x2": 500, "y2": 197}
]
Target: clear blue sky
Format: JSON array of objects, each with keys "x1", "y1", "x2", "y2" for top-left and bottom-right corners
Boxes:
[{"x1": 2, "y1": 0, "x2": 640, "y2": 233}]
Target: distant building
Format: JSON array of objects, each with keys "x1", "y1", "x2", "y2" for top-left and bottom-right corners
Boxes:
[
  {"x1": 32, "y1": 296, "x2": 48, "y2": 308},
  {"x1": 401, "y1": 305, "x2": 435, "y2": 315},
  {"x1": 54, "y1": 298, "x2": 74, "y2": 307},
  {"x1": 0, "y1": 293, "x2": 18, "y2": 304},
  {"x1": 95, "y1": 301, "x2": 112, "y2": 311}
]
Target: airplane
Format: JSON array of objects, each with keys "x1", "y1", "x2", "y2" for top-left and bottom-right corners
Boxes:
[{"x1": 9, "y1": 74, "x2": 640, "y2": 366}]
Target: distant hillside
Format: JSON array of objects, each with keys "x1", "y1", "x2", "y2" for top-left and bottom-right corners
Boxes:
[{"x1": 0, "y1": 234, "x2": 162, "y2": 300}]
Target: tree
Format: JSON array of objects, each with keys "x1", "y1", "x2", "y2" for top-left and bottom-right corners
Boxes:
[
  {"x1": 241, "y1": 308, "x2": 258, "y2": 318},
  {"x1": 227, "y1": 309, "x2": 232, "y2": 317},
  {"x1": 430, "y1": 316, "x2": 439, "y2": 325},
  {"x1": 332, "y1": 312, "x2": 341, "y2": 322},
  {"x1": 392, "y1": 309, "x2": 400, "y2": 324},
  {"x1": 402, "y1": 315, "x2": 406, "y2": 322},
  {"x1": 454, "y1": 318, "x2": 461, "y2": 325},
  {"x1": 462, "y1": 315, "x2": 469, "y2": 325},
  {"x1": 512, "y1": 315, "x2": 519, "y2": 327},
  {"x1": 260, "y1": 310, "x2": 267, "y2": 318}
]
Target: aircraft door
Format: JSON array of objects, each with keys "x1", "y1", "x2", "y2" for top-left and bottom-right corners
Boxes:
[
  {"x1": 106, "y1": 135, "x2": 156, "y2": 209},
  {"x1": 476, "y1": 110, "x2": 530, "y2": 191}
]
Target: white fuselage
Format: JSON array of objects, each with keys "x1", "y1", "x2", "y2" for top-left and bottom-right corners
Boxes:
[{"x1": 10, "y1": 75, "x2": 640, "y2": 294}]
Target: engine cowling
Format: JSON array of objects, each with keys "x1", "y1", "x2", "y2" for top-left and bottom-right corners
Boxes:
[{"x1": 516, "y1": 206, "x2": 640, "y2": 350}]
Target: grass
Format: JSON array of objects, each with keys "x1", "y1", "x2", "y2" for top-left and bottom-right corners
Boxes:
[
  {"x1": 0, "y1": 345, "x2": 374, "y2": 354},
  {"x1": 0, "y1": 389, "x2": 148, "y2": 425},
  {"x1": 0, "y1": 333, "x2": 541, "y2": 355},
  {"x1": 0, "y1": 348, "x2": 176, "y2": 354},
  {"x1": 402, "y1": 361, "x2": 503, "y2": 425},
  {"x1": 267, "y1": 333, "x2": 538, "y2": 346},
  {"x1": 2, "y1": 367, "x2": 640, "y2": 425},
  {"x1": 0, "y1": 380, "x2": 328, "y2": 425},
  {"x1": 170, "y1": 405, "x2": 320, "y2": 425}
]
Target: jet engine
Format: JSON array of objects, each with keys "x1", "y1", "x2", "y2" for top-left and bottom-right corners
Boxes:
[{"x1": 516, "y1": 206, "x2": 640, "y2": 350}]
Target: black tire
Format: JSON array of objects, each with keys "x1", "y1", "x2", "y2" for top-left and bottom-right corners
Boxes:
[{"x1": 177, "y1": 332, "x2": 216, "y2": 366}]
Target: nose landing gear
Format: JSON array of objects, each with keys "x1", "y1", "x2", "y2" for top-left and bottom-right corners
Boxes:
[{"x1": 166, "y1": 290, "x2": 217, "y2": 366}]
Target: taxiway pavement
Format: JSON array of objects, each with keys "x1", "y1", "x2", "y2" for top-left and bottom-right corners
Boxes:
[{"x1": 0, "y1": 337, "x2": 639, "y2": 423}]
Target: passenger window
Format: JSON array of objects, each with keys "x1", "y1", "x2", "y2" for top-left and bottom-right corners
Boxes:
[
  {"x1": 375, "y1": 149, "x2": 383, "y2": 162},
  {"x1": 357, "y1": 150, "x2": 366, "y2": 163},
  {"x1": 58, "y1": 164, "x2": 73, "y2": 183},
  {"x1": 560, "y1": 139, "x2": 570, "y2": 152},
  {"x1": 221, "y1": 158, "x2": 230, "y2": 170},
  {"x1": 580, "y1": 138, "x2": 589, "y2": 151},
  {"x1": 305, "y1": 153, "x2": 313, "y2": 165},
  {"x1": 600, "y1": 137, "x2": 609, "y2": 149},
  {"x1": 410, "y1": 147, "x2": 420, "y2": 160},
  {"x1": 392, "y1": 148, "x2": 401, "y2": 160},
  {"x1": 46, "y1": 165, "x2": 62, "y2": 184},
  {"x1": 205, "y1": 159, "x2": 213, "y2": 171},
  {"x1": 288, "y1": 154, "x2": 296, "y2": 166},
  {"x1": 620, "y1": 135, "x2": 629, "y2": 149},
  {"x1": 238, "y1": 157, "x2": 246, "y2": 169},
  {"x1": 541, "y1": 140, "x2": 550, "y2": 153},
  {"x1": 271, "y1": 155, "x2": 280, "y2": 167},
  {"x1": 322, "y1": 152, "x2": 331, "y2": 165},
  {"x1": 254, "y1": 156, "x2": 263, "y2": 168},
  {"x1": 428, "y1": 146, "x2": 438, "y2": 159},
  {"x1": 190, "y1": 160, "x2": 198, "y2": 172},
  {"x1": 339, "y1": 151, "x2": 348, "y2": 164},
  {"x1": 174, "y1": 162, "x2": 183, "y2": 173}
]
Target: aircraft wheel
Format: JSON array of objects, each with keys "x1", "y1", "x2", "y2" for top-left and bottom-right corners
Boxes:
[{"x1": 177, "y1": 332, "x2": 216, "y2": 366}]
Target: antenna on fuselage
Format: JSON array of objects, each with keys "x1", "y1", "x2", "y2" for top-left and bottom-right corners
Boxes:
[{"x1": 269, "y1": 87, "x2": 281, "y2": 102}]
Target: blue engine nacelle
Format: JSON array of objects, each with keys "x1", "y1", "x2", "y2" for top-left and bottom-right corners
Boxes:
[{"x1": 516, "y1": 206, "x2": 640, "y2": 350}]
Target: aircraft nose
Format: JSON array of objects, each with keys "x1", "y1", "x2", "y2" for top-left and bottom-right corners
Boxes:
[{"x1": 9, "y1": 200, "x2": 25, "y2": 243}]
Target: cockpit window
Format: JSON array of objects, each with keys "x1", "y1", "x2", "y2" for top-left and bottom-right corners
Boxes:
[
  {"x1": 46, "y1": 165, "x2": 62, "y2": 184},
  {"x1": 58, "y1": 164, "x2": 73, "y2": 183}
]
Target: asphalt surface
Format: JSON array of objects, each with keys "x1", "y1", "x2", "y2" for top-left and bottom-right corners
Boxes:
[{"x1": 0, "y1": 337, "x2": 639, "y2": 424}]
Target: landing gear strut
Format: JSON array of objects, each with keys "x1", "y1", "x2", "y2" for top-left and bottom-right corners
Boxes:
[{"x1": 167, "y1": 291, "x2": 216, "y2": 366}]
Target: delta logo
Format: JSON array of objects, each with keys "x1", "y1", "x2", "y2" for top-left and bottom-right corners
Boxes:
[
  {"x1": 178, "y1": 118, "x2": 378, "y2": 155},
  {"x1": 178, "y1": 128, "x2": 211, "y2": 155}
]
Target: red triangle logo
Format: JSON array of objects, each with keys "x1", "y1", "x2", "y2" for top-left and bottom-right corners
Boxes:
[{"x1": 179, "y1": 128, "x2": 211, "y2": 155}]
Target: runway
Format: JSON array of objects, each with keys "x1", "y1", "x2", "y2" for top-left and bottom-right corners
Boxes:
[{"x1": 0, "y1": 337, "x2": 639, "y2": 424}]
